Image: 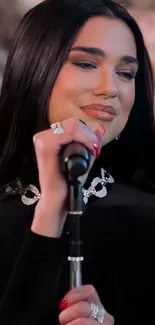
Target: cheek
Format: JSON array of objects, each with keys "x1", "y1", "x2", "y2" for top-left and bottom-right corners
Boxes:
[
  {"x1": 121, "y1": 82, "x2": 136, "y2": 113},
  {"x1": 52, "y1": 65, "x2": 99, "y2": 101},
  {"x1": 112, "y1": 82, "x2": 136, "y2": 135},
  {"x1": 52, "y1": 67, "x2": 87, "y2": 98},
  {"x1": 49, "y1": 66, "x2": 92, "y2": 123}
]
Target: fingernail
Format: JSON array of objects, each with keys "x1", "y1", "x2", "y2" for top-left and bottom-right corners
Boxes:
[
  {"x1": 97, "y1": 124, "x2": 105, "y2": 135},
  {"x1": 93, "y1": 143, "x2": 100, "y2": 158},
  {"x1": 59, "y1": 300, "x2": 68, "y2": 310}
]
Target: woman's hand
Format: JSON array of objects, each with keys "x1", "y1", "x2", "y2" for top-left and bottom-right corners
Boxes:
[
  {"x1": 59, "y1": 285, "x2": 114, "y2": 325},
  {"x1": 31, "y1": 118, "x2": 104, "y2": 238}
]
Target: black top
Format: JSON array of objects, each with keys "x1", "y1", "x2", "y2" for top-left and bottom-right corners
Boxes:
[{"x1": 0, "y1": 181, "x2": 155, "y2": 325}]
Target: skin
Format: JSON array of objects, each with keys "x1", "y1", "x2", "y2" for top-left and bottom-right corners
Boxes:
[
  {"x1": 32, "y1": 16, "x2": 138, "y2": 325},
  {"x1": 49, "y1": 16, "x2": 138, "y2": 146}
]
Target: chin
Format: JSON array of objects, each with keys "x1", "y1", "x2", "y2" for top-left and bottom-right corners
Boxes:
[
  {"x1": 101, "y1": 131, "x2": 118, "y2": 147},
  {"x1": 86, "y1": 119, "x2": 104, "y2": 132}
]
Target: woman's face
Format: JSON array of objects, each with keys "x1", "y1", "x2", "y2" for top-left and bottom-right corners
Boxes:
[{"x1": 49, "y1": 16, "x2": 138, "y2": 146}]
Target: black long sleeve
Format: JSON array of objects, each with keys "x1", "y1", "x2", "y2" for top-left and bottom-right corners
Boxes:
[
  {"x1": 0, "y1": 198, "x2": 69, "y2": 325},
  {"x1": 0, "y1": 231, "x2": 68, "y2": 324},
  {"x1": 1, "y1": 183, "x2": 155, "y2": 325}
]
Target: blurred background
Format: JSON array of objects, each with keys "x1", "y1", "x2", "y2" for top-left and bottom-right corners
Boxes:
[
  {"x1": 0, "y1": 0, "x2": 42, "y2": 86},
  {"x1": 0, "y1": 0, "x2": 155, "y2": 89}
]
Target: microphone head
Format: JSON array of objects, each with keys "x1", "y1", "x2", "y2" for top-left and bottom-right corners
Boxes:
[{"x1": 61, "y1": 142, "x2": 91, "y2": 179}]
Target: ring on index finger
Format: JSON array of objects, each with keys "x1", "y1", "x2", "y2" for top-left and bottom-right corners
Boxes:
[{"x1": 50, "y1": 122, "x2": 64, "y2": 134}]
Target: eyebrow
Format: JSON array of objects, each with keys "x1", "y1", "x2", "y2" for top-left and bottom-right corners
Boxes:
[{"x1": 70, "y1": 46, "x2": 139, "y2": 66}]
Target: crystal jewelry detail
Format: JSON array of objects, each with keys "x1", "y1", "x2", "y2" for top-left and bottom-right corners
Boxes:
[
  {"x1": 0, "y1": 178, "x2": 41, "y2": 205},
  {"x1": 82, "y1": 168, "x2": 114, "y2": 204},
  {"x1": 50, "y1": 122, "x2": 64, "y2": 134},
  {"x1": 21, "y1": 168, "x2": 114, "y2": 205},
  {"x1": 90, "y1": 302, "x2": 105, "y2": 323},
  {"x1": 20, "y1": 167, "x2": 113, "y2": 206},
  {"x1": 0, "y1": 168, "x2": 114, "y2": 206},
  {"x1": 21, "y1": 184, "x2": 41, "y2": 205}
]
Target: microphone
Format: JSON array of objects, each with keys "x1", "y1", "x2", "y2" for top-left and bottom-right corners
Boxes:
[
  {"x1": 61, "y1": 142, "x2": 89, "y2": 288},
  {"x1": 61, "y1": 142, "x2": 91, "y2": 179}
]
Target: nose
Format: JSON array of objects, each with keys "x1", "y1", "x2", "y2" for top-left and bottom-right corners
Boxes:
[{"x1": 92, "y1": 66, "x2": 118, "y2": 99}]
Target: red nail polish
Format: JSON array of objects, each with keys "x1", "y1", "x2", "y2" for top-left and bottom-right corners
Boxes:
[
  {"x1": 59, "y1": 300, "x2": 68, "y2": 310},
  {"x1": 93, "y1": 143, "x2": 100, "y2": 158}
]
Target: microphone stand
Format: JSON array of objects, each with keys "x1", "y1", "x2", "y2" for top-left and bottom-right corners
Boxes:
[
  {"x1": 67, "y1": 179, "x2": 84, "y2": 288},
  {"x1": 62, "y1": 142, "x2": 90, "y2": 288}
]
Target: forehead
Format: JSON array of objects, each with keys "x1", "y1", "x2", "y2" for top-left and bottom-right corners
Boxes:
[{"x1": 73, "y1": 16, "x2": 137, "y2": 59}]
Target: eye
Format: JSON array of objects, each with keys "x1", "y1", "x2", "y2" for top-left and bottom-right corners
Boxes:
[
  {"x1": 73, "y1": 61, "x2": 97, "y2": 70},
  {"x1": 116, "y1": 71, "x2": 135, "y2": 80}
]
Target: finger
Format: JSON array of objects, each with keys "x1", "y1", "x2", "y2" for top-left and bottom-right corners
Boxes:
[
  {"x1": 95, "y1": 124, "x2": 105, "y2": 146},
  {"x1": 33, "y1": 130, "x2": 95, "y2": 186},
  {"x1": 34, "y1": 124, "x2": 97, "y2": 158},
  {"x1": 58, "y1": 117, "x2": 99, "y2": 153},
  {"x1": 59, "y1": 301, "x2": 90, "y2": 325},
  {"x1": 59, "y1": 302, "x2": 114, "y2": 325},
  {"x1": 33, "y1": 132, "x2": 74, "y2": 192},
  {"x1": 60, "y1": 117, "x2": 97, "y2": 143},
  {"x1": 60, "y1": 285, "x2": 101, "y2": 307},
  {"x1": 62, "y1": 319, "x2": 96, "y2": 325},
  {"x1": 95, "y1": 124, "x2": 105, "y2": 157},
  {"x1": 33, "y1": 118, "x2": 100, "y2": 192},
  {"x1": 33, "y1": 131, "x2": 75, "y2": 160},
  {"x1": 61, "y1": 314, "x2": 114, "y2": 325}
]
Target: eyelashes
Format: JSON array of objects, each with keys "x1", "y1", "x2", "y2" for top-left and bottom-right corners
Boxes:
[
  {"x1": 72, "y1": 61, "x2": 136, "y2": 80},
  {"x1": 116, "y1": 71, "x2": 135, "y2": 80},
  {"x1": 73, "y1": 61, "x2": 97, "y2": 70}
]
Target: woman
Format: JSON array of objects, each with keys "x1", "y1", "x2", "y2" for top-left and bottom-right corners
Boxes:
[{"x1": 0, "y1": 0, "x2": 155, "y2": 324}]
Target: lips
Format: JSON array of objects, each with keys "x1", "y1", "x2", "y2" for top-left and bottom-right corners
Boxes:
[{"x1": 81, "y1": 104, "x2": 116, "y2": 121}]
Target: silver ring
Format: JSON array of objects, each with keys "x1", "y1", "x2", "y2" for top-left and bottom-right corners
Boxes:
[
  {"x1": 50, "y1": 122, "x2": 64, "y2": 134},
  {"x1": 90, "y1": 302, "x2": 105, "y2": 323}
]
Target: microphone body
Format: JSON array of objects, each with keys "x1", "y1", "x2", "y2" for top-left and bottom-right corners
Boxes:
[{"x1": 61, "y1": 142, "x2": 91, "y2": 179}]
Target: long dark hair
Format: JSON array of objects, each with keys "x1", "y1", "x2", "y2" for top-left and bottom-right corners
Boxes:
[{"x1": 0, "y1": 0, "x2": 154, "y2": 187}]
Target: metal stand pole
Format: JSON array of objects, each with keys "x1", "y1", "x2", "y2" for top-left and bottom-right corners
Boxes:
[{"x1": 67, "y1": 180, "x2": 84, "y2": 288}]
